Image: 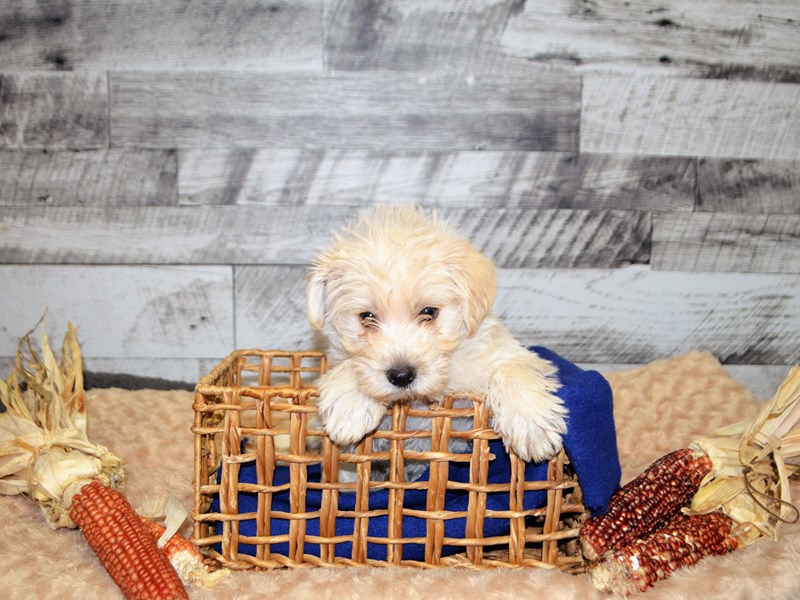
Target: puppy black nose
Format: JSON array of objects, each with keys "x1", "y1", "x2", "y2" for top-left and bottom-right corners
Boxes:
[{"x1": 386, "y1": 366, "x2": 416, "y2": 388}]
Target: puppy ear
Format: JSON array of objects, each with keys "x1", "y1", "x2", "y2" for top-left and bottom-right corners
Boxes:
[
  {"x1": 457, "y1": 249, "x2": 497, "y2": 336},
  {"x1": 306, "y1": 269, "x2": 327, "y2": 331}
]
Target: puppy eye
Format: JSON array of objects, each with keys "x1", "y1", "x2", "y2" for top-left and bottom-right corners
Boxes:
[
  {"x1": 418, "y1": 307, "x2": 439, "y2": 321},
  {"x1": 359, "y1": 311, "x2": 378, "y2": 327}
]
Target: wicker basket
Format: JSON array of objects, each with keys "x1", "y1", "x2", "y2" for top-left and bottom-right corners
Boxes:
[{"x1": 192, "y1": 349, "x2": 586, "y2": 571}]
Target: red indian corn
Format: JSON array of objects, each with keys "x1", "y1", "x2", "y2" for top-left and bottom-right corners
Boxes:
[
  {"x1": 69, "y1": 481, "x2": 189, "y2": 600},
  {"x1": 139, "y1": 516, "x2": 227, "y2": 588},
  {"x1": 590, "y1": 512, "x2": 738, "y2": 595},
  {"x1": 579, "y1": 448, "x2": 713, "y2": 560}
]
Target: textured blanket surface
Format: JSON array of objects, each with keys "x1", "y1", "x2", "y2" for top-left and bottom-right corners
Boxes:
[{"x1": 2, "y1": 351, "x2": 799, "y2": 599}]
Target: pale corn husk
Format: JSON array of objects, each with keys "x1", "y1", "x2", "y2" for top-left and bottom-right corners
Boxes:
[
  {"x1": 687, "y1": 366, "x2": 800, "y2": 546},
  {"x1": 0, "y1": 320, "x2": 124, "y2": 528}
]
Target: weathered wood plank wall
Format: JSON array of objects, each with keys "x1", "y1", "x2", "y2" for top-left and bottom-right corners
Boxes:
[{"x1": 1, "y1": 0, "x2": 798, "y2": 397}]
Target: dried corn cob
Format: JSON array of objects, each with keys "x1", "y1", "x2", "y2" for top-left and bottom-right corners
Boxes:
[
  {"x1": 70, "y1": 481, "x2": 188, "y2": 600},
  {"x1": 590, "y1": 511, "x2": 738, "y2": 595},
  {"x1": 1, "y1": 322, "x2": 191, "y2": 599},
  {"x1": 585, "y1": 367, "x2": 800, "y2": 594},
  {"x1": 579, "y1": 448, "x2": 713, "y2": 560},
  {"x1": 139, "y1": 516, "x2": 228, "y2": 588}
]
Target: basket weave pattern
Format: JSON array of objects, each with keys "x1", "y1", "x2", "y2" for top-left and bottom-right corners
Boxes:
[{"x1": 192, "y1": 350, "x2": 586, "y2": 571}]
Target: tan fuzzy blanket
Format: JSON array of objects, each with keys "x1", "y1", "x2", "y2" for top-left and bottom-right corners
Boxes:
[{"x1": 2, "y1": 352, "x2": 799, "y2": 599}]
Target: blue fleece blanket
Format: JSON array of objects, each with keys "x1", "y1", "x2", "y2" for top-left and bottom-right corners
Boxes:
[{"x1": 213, "y1": 346, "x2": 620, "y2": 561}]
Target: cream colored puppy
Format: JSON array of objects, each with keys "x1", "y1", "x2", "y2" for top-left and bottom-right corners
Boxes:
[{"x1": 307, "y1": 205, "x2": 567, "y2": 464}]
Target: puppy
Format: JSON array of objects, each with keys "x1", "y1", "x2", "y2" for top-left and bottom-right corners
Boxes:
[{"x1": 307, "y1": 205, "x2": 566, "y2": 469}]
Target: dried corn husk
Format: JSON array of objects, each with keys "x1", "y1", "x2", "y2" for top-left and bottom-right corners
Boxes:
[
  {"x1": 687, "y1": 366, "x2": 800, "y2": 545},
  {"x1": 1, "y1": 319, "x2": 226, "y2": 592},
  {"x1": 0, "y1": 320, "x2": 124, "y2": 528}
]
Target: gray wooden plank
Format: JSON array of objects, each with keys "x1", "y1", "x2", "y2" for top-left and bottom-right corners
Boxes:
[
  {"x1": 502, "y1": 0, "x2": 800, "y2": 81},
  {"x1": 0, "y1": 205, "x2": 340, "y2": 265},
  {"x1": 325, "y1": 0, "x2": 521, "y2": 73},
  {"x1": 0, "y1": 265, "x2": 234, "y2": 359},
  {"x1": 581, "y1": 75, "x2": 800, "y2": 159},
  {"x1": 0, "y1": 0, "x2": 323, "y2": 72},
  {"x1": 235, "y1": 265, "x2": 322, "y2": 351},
  {"x1": 652, "y1": 212, "x2": 800, "y2": 274},
  {"x1": 697, "y1": 159, "x2": 800, "y2": 213},
  {"x1": 109, "y1": 71, "x2": 580, "y2": 151},
  {"x1": 0, "y1": 149, "x2": 177, "y2": 206},
  {"x1": 233, "y1": 265, "x2": 800, "y2": 365},
  {"x1": 451, "y1": 208, "x2": 650, "y2": 268},
  {"x1": 179, "y1": 148, "x2": 695, "y2": 210},
  {"x1": 497, "y1": 266, "x2": 800, "y2": 365},
  {"x1": 0, "y1": 72, "x2": 107, "y2": 148},
  {"x1": 0, "y1": 205, "x2": 648, "y2": 268}
]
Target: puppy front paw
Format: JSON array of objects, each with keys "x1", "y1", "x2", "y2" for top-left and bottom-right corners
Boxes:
[
  {"x1": 316, "y1": 364, "x2": 386, "y2": 446},
  {"x1": 492, "y1": 405, "x2": 566, "y2": 463},
  {"x1": 488, "y1": 365, "x2": 568, "y2": 463}
]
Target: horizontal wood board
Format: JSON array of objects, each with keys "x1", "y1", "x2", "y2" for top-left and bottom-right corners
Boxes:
[
  {"x1": 6, "y1": 264, "x2": 791, "y2": 370},
  {"x1": 0, "y1": 265, "x2": 233, "y2": 359},
  {"x1": 697, "y1": 159, "x2": 800, "y2": 213},
  {"x1": 3, "y1": 1, "x2": 799, "y2": 80},
  {"x1": 4, "y1": 264, "x2": 795, "y2": 369},
  {"x1": 0, "y1": 0, "x2": 323, "y2": 72},
  {"x1": 581, "y1": 76, "x2": 800, "y2": 159},
  {"x1": 0, "y1": 206, "x2": 651, "y2": 268},
  {"x1": 502, "y1": 0, "x2": 800, "y2": 80},
  {"x1": 652, "y1": 212, "x2": 800, "y2": 273},
  {"x1": 236, "y1": 265, "x2": 800, "y2": 365},
  {"x1": 108, "y1": 71, "x2": 581, "y2": 151},
  {"x1": 4, "y1": 148, "x2": 798, "y2": 214},
  {"x1": 324, "y1": 0, "x2": 523, "y2": 73},
  {"x1": 0, "y1": 149, "x2": 177, "y2": 206},
  {"x1": 178, "y1": 149, "x2": 696, "y2": 209}
]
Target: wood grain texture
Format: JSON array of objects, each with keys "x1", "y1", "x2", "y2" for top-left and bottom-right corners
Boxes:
[
  {"x1": 697, "y1": 159, "x2": 800, "y2": 213},
  {"x1": 497, "y1": 266, "x2": 800, "y2": 365},
  {"x1": 0, "y1": 0, "x2": 323, "y2": 72},
  {"x1": 325, "y1": 0, "x2": 522, "y2": 73},
  {"x1": 179, "y1": 148, "x2": 695, "y2": 210},
  {"x1": 502, "y1": 0, "x2": 800, "y2": 81},
  {"x1": 233, "y1": 264, "x2": 800, "y2": 365},
  {"x1": 451, "y1": 208, "x2": 650, "y2": 268},
  {"x1": 109, "y1": 71, "x2": 580, "y2": 150},
  {"x1": 0, "y1": 149, "x2": 177, "y2": 206},
  {"x1": 235, "y1": 265, "x2": 321, "y2": 351},
  {"x1": 0, "y1": 206, "x2": 648, "y2": 268},
  {"x1": 0, "y1": 205, "x2": 341, "y2": 265},
  {"x1": 581, "y1": 75, "x2": 800, "y2": 159},
  {"x1": 0, "y1": 72, "x2": 107, "y2": 148},
  {"x1": 0, "y1": 265, "x2": 234, "y2": 358},
  {"x1": 652, "y1": 212, "x2": 800, "y2": 274}
]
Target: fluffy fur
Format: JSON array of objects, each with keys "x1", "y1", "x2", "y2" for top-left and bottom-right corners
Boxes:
[{"x1": 306, "y1": 205, "x2": 567, "y2": 464}]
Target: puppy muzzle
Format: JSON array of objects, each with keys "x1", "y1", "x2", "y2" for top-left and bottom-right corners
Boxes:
[{"x1": 386, "y1": 365, "x2": 416, "y2": 388}]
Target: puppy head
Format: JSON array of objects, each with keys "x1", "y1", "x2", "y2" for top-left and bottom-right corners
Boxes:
[{"x1": 307, "y1": 205, "x2": 496, "y2": 402}]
